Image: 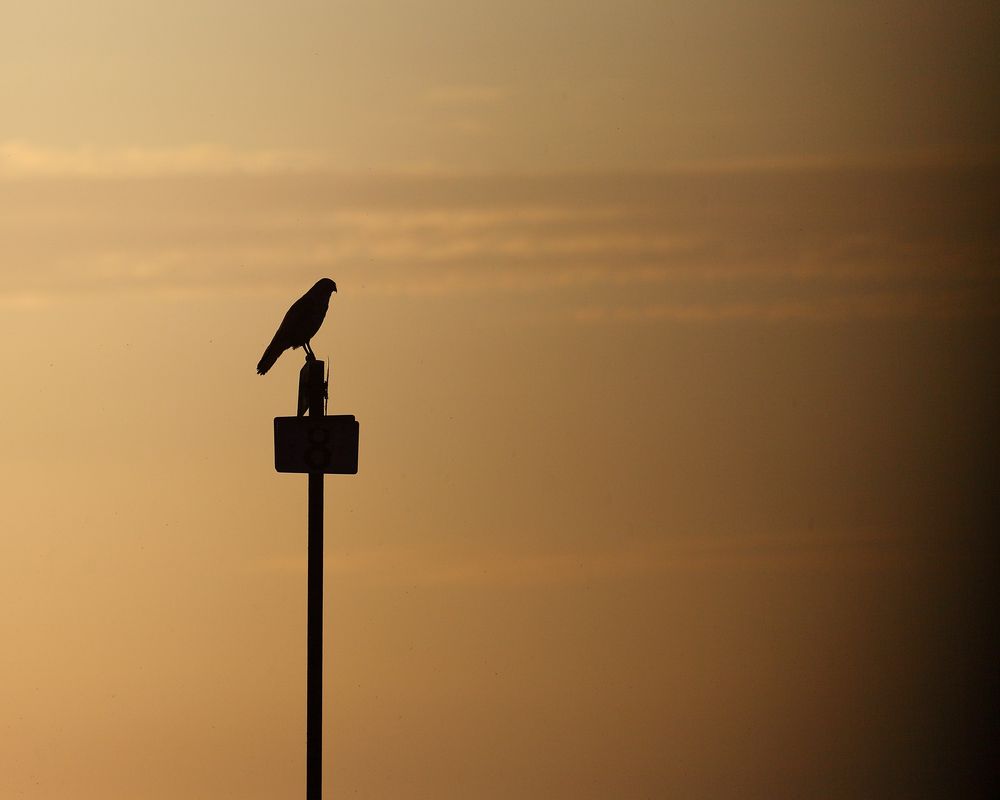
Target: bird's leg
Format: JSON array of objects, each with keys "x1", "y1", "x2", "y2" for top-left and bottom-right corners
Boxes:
[{"x1": 303, "y1": 340, "x2": 315, "y2": 361}]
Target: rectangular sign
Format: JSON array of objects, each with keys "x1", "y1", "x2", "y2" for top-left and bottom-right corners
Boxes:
[{"x1": 274, "y1": 415, "x2": 359, "y2": 474}]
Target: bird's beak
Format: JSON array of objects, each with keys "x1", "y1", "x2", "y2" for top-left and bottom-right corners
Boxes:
[{"x1": 332, "y1": 283, "x2": 338, "y2": 293}]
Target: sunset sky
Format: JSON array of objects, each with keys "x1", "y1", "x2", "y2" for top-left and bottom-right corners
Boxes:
[{"x1": 2, "y1": 2, "x2": 997, "y2": 798}]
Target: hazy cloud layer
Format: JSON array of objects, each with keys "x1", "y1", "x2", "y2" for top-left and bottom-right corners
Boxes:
[
  {"x1": 0, "y1": 141, "x2": 339, "y2": 178},
  {"x1": 251, "y1": 526, "x2": 951, "y2": 587},
  {"x1": 2, "y1": 163, "x2": 997, "y2": 321}
]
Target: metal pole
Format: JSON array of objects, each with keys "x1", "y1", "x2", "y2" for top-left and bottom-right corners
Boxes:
[{"x1": 306, "y1": 359, "x2": 325, "y2": 800}]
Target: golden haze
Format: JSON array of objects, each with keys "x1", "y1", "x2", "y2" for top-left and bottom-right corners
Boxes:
[{"x1": 1, "y1": 2, "x2": 997, "y2": 797}]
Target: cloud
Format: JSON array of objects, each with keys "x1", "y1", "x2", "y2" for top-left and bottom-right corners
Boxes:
[
  {"x1": 0, "y1": 141, "x2": 336, "y2": 178},
  {"x1": 3, "y1": 139, "x2": 996, "y2": 181},
  {"x1": 573, "y1": 289, "x2": 1000, "y2": 324},
  {"x1": 1, "y1": 161, "x2": 996, "y2": 321},
  {"x1": 249, "y1": 527, "x2": 947, "y2": 586}
]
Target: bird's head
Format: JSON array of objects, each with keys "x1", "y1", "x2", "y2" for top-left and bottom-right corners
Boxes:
[{"x1": 314, "y1": 277, "x2": 337, "y2": 295}]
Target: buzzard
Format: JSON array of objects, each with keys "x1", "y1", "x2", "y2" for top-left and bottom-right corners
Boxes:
[{"x1": 257, "y1": 278, "x2": 337, "y2": 375}]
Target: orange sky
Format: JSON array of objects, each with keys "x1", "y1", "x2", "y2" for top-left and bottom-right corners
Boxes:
[{"x1": 1, "y1": 2, "x2": 997, "y2": 798}]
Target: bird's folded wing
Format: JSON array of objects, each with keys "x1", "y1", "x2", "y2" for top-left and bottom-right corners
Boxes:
[{"x1": 275, "y1": 298, "x2": 311, "y2": 342}]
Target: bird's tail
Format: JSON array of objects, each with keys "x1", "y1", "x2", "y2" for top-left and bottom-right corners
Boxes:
[{"x1": 256, "y1": 336, "x2": 285, "y2": 375}]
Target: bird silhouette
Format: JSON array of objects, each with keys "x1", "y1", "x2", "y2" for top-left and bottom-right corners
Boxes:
[{"x1": 257, "y1": 278, "x2": 337, "y2": 375}]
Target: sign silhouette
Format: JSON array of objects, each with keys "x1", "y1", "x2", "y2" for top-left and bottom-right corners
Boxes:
[{"x1": 274, "y1": 415, "x2": 360, "y2": 474}]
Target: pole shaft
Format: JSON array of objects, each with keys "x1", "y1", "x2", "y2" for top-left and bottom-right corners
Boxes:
[
  {"x1": 307, "y1": 471, "x2": 323, "y2": 799},
  {"x1": 306, "y1": 360, "x2": 325, "y2": 800}
]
